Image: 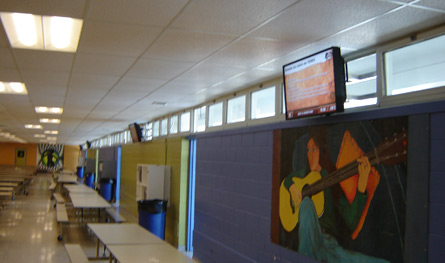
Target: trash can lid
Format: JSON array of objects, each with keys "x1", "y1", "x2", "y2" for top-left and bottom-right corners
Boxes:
[
  {"x1": 137, "y1": 199, "x2": 168, "y2": 213},
  {"x1": 99, "y1": 178, "x2": 113, "y2": 183}
]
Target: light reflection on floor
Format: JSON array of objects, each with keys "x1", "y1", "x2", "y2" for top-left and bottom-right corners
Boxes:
[{"x1": 0, "y1": 174, "x2": 108, "y2": 263}]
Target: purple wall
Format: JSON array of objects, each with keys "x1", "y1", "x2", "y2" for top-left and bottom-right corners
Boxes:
[
  {"x1": 192, "y1": 101, "x2": 445, "y2": 263},
  {"x1": 193, "y1": 131, "x2": 302, "y2": 263},
  {"x1": 429, "y1": 112, "x2": 445, "y2": 261}
]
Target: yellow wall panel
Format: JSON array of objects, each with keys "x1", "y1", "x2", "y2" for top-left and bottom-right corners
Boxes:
[
  {"x1": 64, "y1": 145, "x2": 80, "y2": 172},
  {"x1": 120, "y1": 138, "x2": 189, "y2": 248}
]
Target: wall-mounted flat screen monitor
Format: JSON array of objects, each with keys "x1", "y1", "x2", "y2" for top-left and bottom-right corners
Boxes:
[
  {"x1": 129, "y1": 123, "x2": 142, "y2": 143},
  {"x1": 283, "y1": 47, "x2": 346, "y2": 120}
]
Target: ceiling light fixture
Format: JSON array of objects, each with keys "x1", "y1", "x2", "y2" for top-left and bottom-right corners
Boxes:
[
  {"x1": 25, "y1": 124, "x2": 42, "y2": 129},
  {"x1": 39, "y1": 118, "x2": 60, "y2": 124},
  {"x1": 0, "y1": 82, "x2": 28, "y2": 95},
  {"x1": 35, "y1": 106, "x2": 63, "y2": 114},
  {"x1": 44, "y1": 130, "x2": 58, "y2": 135},
  {"x1": 0, "y1": 12, "x2": 83, "y2": 52}
]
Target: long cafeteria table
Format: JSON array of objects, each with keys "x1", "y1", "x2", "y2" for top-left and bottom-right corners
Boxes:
[
  {"x1": 69, "y1": 191, "x2": 111, "y2": 221},
  {"x1": 107, "y1": 243, "x2": 195, "y2": 263},
  {"x1": 87, "y1": 223, "x2": 195, "y2": 262}
]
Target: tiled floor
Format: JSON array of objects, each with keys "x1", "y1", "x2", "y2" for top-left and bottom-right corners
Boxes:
[
  {"x1": 0, "y1": 173, "x2": 123, "y2": 263},
  {"x1": 0, "y1": 173, "x2": 195, "y2": 263}
]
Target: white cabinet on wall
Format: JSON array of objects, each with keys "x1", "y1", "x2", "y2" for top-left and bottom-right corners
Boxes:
[{"x1": 136, "y1": 164, "x2": 171, "y2": 205}]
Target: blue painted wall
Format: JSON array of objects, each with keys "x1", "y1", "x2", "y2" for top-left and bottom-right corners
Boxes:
[{"x1": 192, "y1": 100, "x2": 445, "y2": 263}]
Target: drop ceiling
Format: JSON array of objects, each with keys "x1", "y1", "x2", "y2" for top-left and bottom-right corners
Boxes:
[{"x1": 0, "y1": 0, "x2": 444, "y2": 145}]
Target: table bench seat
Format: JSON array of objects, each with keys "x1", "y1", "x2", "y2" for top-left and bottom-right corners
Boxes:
[
  {"x1": 64, "y1": 244, "x2": 89, "y2": 263},
  {"x1": 105, "y1": 207, "x2": 127, "y2": 223},
  {"x1": 49, "y1": 182, "x2": 57, "y2": 191},
  {"x1": 53, "y1": 193, "x2": 65, "y2": 208},
  {"x1": 56, "y1": 203, "x2": 69, "y2": 240}
]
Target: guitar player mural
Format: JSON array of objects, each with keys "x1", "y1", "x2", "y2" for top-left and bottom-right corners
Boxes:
[{"x1": 272, "y1": 117, "x2": 408, "y2": 263}]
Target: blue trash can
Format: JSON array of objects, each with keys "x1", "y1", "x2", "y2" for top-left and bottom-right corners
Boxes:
[
  {"x1": 99, "y1": 178, "x2": 113, "y2": 201},
  {"x1": 76, "y1": 166, "x2": 83, "y2": 178},
  {"x1": 138, "y1": 199, "x2": 168, "y2": 239},
  {"x1": 85, "y1": 173, "x2": 94, "y2": 188}
]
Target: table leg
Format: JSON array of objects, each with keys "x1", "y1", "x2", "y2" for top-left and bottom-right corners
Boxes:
[{"x1": 96, "y1": 238, "x2": 100, "y2": 258}]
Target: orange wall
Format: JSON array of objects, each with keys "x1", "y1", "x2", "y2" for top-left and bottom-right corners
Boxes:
[
  {"x1": 0, "y1": 142, "x2": 38, "y2": 167},
  {"x1": 0, "y1": 142, "x2": 79, "y2": 170}
]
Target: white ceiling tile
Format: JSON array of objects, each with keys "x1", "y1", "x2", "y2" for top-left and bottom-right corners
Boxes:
[
  {"x1": 0, "y1": 48, "x2": 15, "y2": 67},
  {"x1": 171, "y1": 0, "x2": 298, "y2": 35},
  {"x1": 28, "y1": 89, "x2": 66, "y2": 106},
  {"x1": 409, "y1": 0, "x2": 445, "y2": 11},
  {"x1": 78, "y1": 21, "x2": 162, "y2": 57},
  {"x1": 86, "y1": 0, "x2": 189, "y2": 26},
  {"x1": 103, "y1": 89, "x2": 149, "y2": 105},
  {"x1": 69, "y1": 73, "x2": 119, "y2": 91},
  {"x1": 0, "y1": 0, "x2": 87, "y2": 18},
  {"x1": 250, "y1": 0, "x2": 399, "y2": 42},
  {"x1": 114, "y1": 76, "x2": 165, "y2": 93},
  {"x1": 13, "y1": 50, "x2": 74, "y2": 72},
  {"x1": 145, "y1": 29, "x2": 236, "y2": 62},
  {"x1": 325, "y1": 5, "x2": 445, "y2": 50},
  {"x1": 178, "y1": 63, "x2": 248, "y2": 87},
  {"x1": 0, "y1": 68, "x2": 21, "y2": 82},
  {"x1": 0, "y1": 26, "x2": 10, "y2": 48},
  {"x1": 21, "y1": 71, "x2": 70, "y2": 88},
  {"x1": 127, "y1": 58, "x2": 193, "y2": 80},
  {"x1": 72, "y1": 53, "x2": 136, "y2": 76},
  {"x1": 205, "y1": 37, "x2": 299, "y2": 69},
  {"x1": 60, "y1": 108, "x2": 90, "y2": 118},
  {"x1": 88, "y1": 110, "x2": 118, "y2": 120},
  {"x1": 161, "y1": 80, "x2": 207, "y2": 95}
]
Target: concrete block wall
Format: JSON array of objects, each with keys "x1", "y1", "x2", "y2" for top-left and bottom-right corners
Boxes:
[
  {"x1": 193, "y1": 130, "x2": 316, "y2": 263},
  {"x1": 429, "y1": 112, "x2": 445, "y2": 261},
  {"x1": 193, "y1": 102, "x2": 445, "y2": 263}
]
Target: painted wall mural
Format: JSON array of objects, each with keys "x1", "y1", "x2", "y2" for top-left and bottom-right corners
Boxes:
[
  {"x1": 272, "y1": 117, "x2": 408, "y2": 263},
  {"x1": 38, "y1": 144, "x2": 64, "y2": 171}
]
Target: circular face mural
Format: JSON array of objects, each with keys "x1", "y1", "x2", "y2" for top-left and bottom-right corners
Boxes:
[
  {"x1": 41, "y1": 149, "x2": 60, "y2": 168},
  {"x1": 38, "y1": 144, "x2": 64, "y2": 171}
]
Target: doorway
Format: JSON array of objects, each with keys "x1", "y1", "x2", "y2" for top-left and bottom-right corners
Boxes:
[{"x1": 15, "y1": 148, "x2": 27, "y2": 166}]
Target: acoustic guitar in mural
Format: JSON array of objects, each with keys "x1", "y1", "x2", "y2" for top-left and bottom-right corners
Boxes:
[{"x1": 279, "y1": 130, "x2": 408, "y2": 233}]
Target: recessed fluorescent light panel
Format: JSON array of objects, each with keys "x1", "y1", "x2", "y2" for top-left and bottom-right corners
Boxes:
[
  {"x1": 35, "y1": 106, "x2": 63, "y2": 114},
  {"x1": 39, "y1": 118, "x2": 60, "y2": 124},
  {"x1": 44, "y1": 130, "x2": 58, "y2": 135},
  {"x1": 25, "y1": 124, "x2": 42, "y2": 129},
  {"x1": 0, "y1": 82, "x2": 27, "y2": 95},
  {"x1": 0, "y1": 12, "x2": 83, "y2": 52}
]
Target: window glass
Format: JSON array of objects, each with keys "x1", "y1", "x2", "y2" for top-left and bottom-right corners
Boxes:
[
  {"x1": 170, "y1": 116, "x2": 178, "y2": 134},
  {"x1": 345, "y1": 54, "x2": 378, "y2": 108},
  {"x1": 160, "y1": 119, "x2": 168, "y2": 136},
  {"x1": 227, "y1": 95, "x2": 246, "y2": 123},
  {"x1": 153, "y1": 121, "x2": 160, "y2": 137},
  {"x1": 194, "y1": 106, "x2": 206, "y2": 132},
  {"x1": 144, "y1": 123, "x2": 153, "y2": 141},
  {"x1": 125, "y1": 130, "x2": 131, "y2": 144},
  {"x1": 385, "y1": 34, "x2": 445, "y2": 96},
  {"x1": 251, "y1": 86, "x2": 275, "y2": 119},
  {"x1": 208, "y1": 102, "x2": 223, "y2": 127},
  {"x1": 180, "y1": 112, "x2": 190, "y2": 132}
]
